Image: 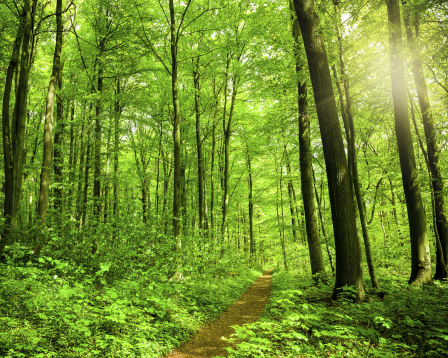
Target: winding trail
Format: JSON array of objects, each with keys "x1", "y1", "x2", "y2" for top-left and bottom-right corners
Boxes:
[{"x1": 163, "y1": 269, "x2": 273, "y2": 358}]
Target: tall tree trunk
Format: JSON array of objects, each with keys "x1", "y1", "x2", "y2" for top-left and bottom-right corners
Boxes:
[
  {"x1": 291, "y1": 2, "x2": 326, "y2": 277},
  {"x1": 37, "y1": 0, "x2": 63, "y2": 226},
  {"x1": 93, "y1": 69, "x2": 102, "y2": 221},
  {"x1": 68, "y1": 102, "x2": 76, "y2": 219},
  {"x1": 386, "y1": 0, "x2": 431, "y2": 286},
  {"x1": 53, "y1": 60, "x2": 65, "y2": 212},
  {"x1": 114, "y1": 77, "x2": 121, "y2": 223},
  {"x1": 293, "y1": 0, "x2": 364, "y2": 300},
  {"x1": 276, "y1": 166, "x2": 288, "y2": 270},
  {"x1": 285, "y1": 149, "x2": 299, "y2": 241},
  {"x1": 193, "y1": 58, "x2": 205, "y2": 230},
  {"x1": 333, "y1": 5, "x2": 380, "y2": 289},
  {"x1": 312, "y1": 166, "x2": 335, "y2": 274},
  {"x1": 170, "y1": 0, "x2": 181, "y2": 246},
  {"x1": 1, "y1": 0, "x2": 36, "y2": 255},
  {"x1": 221, "y1": 55, "x2": 233, "y2": 240},
  {"x1": 247, "y1": 153, "x2": 254, "y2": 261},
  {"x1": 403, "y1": 2, "x2": 448, "y2": 280},
  {"x1": 2, "y1": 10, "x2": 25, "y2": 219}
]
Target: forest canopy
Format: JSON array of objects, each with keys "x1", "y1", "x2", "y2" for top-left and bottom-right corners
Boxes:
[{"x1": 1, "y1": 0, "x2": 448, "y2": 355}]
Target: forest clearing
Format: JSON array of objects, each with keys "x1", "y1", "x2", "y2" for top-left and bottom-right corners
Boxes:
[{"x1": 1, "y1": 0, "x2": 448, "y2": 356}]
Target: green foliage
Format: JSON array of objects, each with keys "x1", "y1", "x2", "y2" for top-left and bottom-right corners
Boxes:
[
  {"x1": 224, "y1": 271, "x2": 448, "y2": 357},
  {"x1": 0, "y1": 242, "x2": 260, "y2": 357}
]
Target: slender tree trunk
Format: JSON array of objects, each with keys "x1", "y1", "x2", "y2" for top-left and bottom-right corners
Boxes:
[
  {"x1": 68, "y1": 102, "x2": 76, "y2": 219},
  {"x1": 93, "y1": 69, "x2": 102, "y2": 222},
  {"x1": 114, "y1": 77, "x2": 121, "y2": 223},
  {"x1": 170, "y1": 0, "x2": 181, "y2": 246},
  {"x1": 247, "y1": 153, "x2": 254, "y2": 261},
  {"x1": 82, "y1": 133, "x2": 91, "y2": 227},
  {"x1": 285, "y1": 149, "x2": 298, "y2": 241},
  {"x1": 53, "y1": 60, "x2": 65, "y2": 213},
  {"x1": 37, "y1": 0, "x2": 63, "y2": 226},
  {"x1": 76, "y1": 122, "x2": 85, "y2": 223},
  {"x1": 312, "y1": 167, "x2": 335, "y2": 274},
  {"x1": 386, "y1": 0, "x2": 431, "y2": 285},
  {"x1": 403, "y1": 3, "x2": 448, "y2": 280},
  {"x1": 276, "y1": 166, "x2": 288, "y2": 270},
  {"x1": 294, "y1": 0, "x2": 364, "y2": 300},
  {"x1": 193, "y1": 59, "x2": 205, "y2": 230}
]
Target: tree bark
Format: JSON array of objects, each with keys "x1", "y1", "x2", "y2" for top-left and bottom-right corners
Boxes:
[
  {"x1": 193, "y1": 58, "x2": 205, "y2": 230},
  {"x1": 291, "y1": 14, "x2": 327, "y2": 277},
  {"x1": 386, "y1": 0, "x2": 431, "y2": 285},
  {"x1": 170, "y1": 0, "x2": 181, "y2": 245},
  {"x1": 333, "y1": 5, "x2": 380, "y2": 289},
  {"x1": 403, "y1": 2, "x2": 448, "y2": 280},
  {"x1": 53, "y1": 60, "x2": 65, "y2": 212},
  {"x1": 1, "y1": 0, "x2": 36, "y2": 255},
  {"x1": 37, "y1": 0, "x2": 63, "y2": 225},
  {"x1": 294, "y1": 0, "x2": 364, "y2": 300}
]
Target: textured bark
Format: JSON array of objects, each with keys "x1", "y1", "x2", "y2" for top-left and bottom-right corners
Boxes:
[
  {"x1": 1, "y1": 0, "x2": 36, "y2": 255},
  {"x1": 93, "y1": 69, "x2": 103, "y2": 221},
  {"x1": 170, "y1": 0, "x2": 181, "y2": 243},
  {"x1": 294, "y1": 0, "x2": 364, "y2": 300},
  {"x1": 285, "y1": 150, "x2": 299, "y2": 241},
  {"x1": 2, "y1": 12, "x2": 25, "y2": 220},
  {"x1": 247, "y1": 154, "x2": 254, "y2": 259},
  {"x1": 403, "y1": 2, "x2": 448, "y2": 280},
  {"x1": 193, "y1": 58, "x2": 205, "y2": 230},
  {"x1": 386, "y1": 0, "x2": 431, "y2": 286},
  {"x1": 53, "y1": 60, "x2": 65, "y2": 212},
  {"x1": 333, "y1": 6, "x2": 380, "y2": 289},
  {"x1": 37, "y1": 0, "x2": 63, "y2": 225},
  {"x1": 312, "y1": 167, "x2": 335, "y2": 274},
  {"x1": 114, "y1": 77, "x2": 121, "y2": 222}
]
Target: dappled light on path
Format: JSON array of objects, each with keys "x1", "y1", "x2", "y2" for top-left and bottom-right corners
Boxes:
[{"x1": 163, "y1": 269, "x2": 273, "y2": 358}]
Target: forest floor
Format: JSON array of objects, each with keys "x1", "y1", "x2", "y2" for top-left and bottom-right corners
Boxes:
[{"x1": 163, "y1": 269, "x2": 273, "y2": 358}]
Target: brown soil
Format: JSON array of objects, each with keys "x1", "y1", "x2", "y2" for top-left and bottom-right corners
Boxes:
[{"x1": 163, "y1": 269, "x2": 273, "y2": 358}]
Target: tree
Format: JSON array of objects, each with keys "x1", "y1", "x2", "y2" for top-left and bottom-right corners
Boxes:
[
  {"x1": 1, "y1": 0, "x2": 37, "y2": 255},
  {"x1": 290, "y1": 4, "x2": 326, "y2": 278},
  {"x1": 402, "y1": 0, "x2": 448, "y2": 280},
  {"x1": 37, "y1": 0, "x2": 64, "y2": 226},
  {"x1": 386, "y1": 0, "x2": 432, "y2": 286},
  {"x1": 293, "y1": 0, "x2": 364, "y2": 300}
]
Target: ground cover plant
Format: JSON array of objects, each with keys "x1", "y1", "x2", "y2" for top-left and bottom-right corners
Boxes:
[
  {"x1": 0, "y1": 231, "x2": 261, "y2": 358},
  {"x1": 223, "y1": 269, "x2": 448, "y2": 357}
]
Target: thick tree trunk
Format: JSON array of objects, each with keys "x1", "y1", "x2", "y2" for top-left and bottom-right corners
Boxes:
[
  {"x1": 293, "y1": 24, "x2": 326, "y2": 277},
  {"x1": 1, "y1": 0, "x2": 36, "y2": 255},
  {"x1": 333, "y1": 6, "x2": 380, "y2": 289},
  {"x1": 294, "y1": 0, "x2": 364, "y2": 300},
  {"x1": 37, "y1": 0, "x2": 63, "y2": 225},
  {"x1": 386, "y1": 0, "x2": 431, "y2": 286},
  {"x1": 403, "y1": 3, "x2": 448, "y2": 280},
  {"x1": 2, "y1": 11, "x2": 25, "y2": 219}
]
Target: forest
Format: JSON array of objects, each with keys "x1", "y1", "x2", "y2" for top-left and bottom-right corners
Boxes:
[{"x1": 1, "y1": 0, "x2": 448, "y2": 356}]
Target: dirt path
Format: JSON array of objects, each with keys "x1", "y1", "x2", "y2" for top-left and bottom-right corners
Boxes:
[{"x1": 163, "y1": 269, "x2": 273, "y2": 358}]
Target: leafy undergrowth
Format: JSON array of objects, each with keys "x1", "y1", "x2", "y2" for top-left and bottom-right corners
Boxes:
[
  {"x1": 0, "y1": 246, "x2": 260, "y2": 358},
  {"x1": 223, "y1": 270, "x2": 448, "y2": 357}
]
